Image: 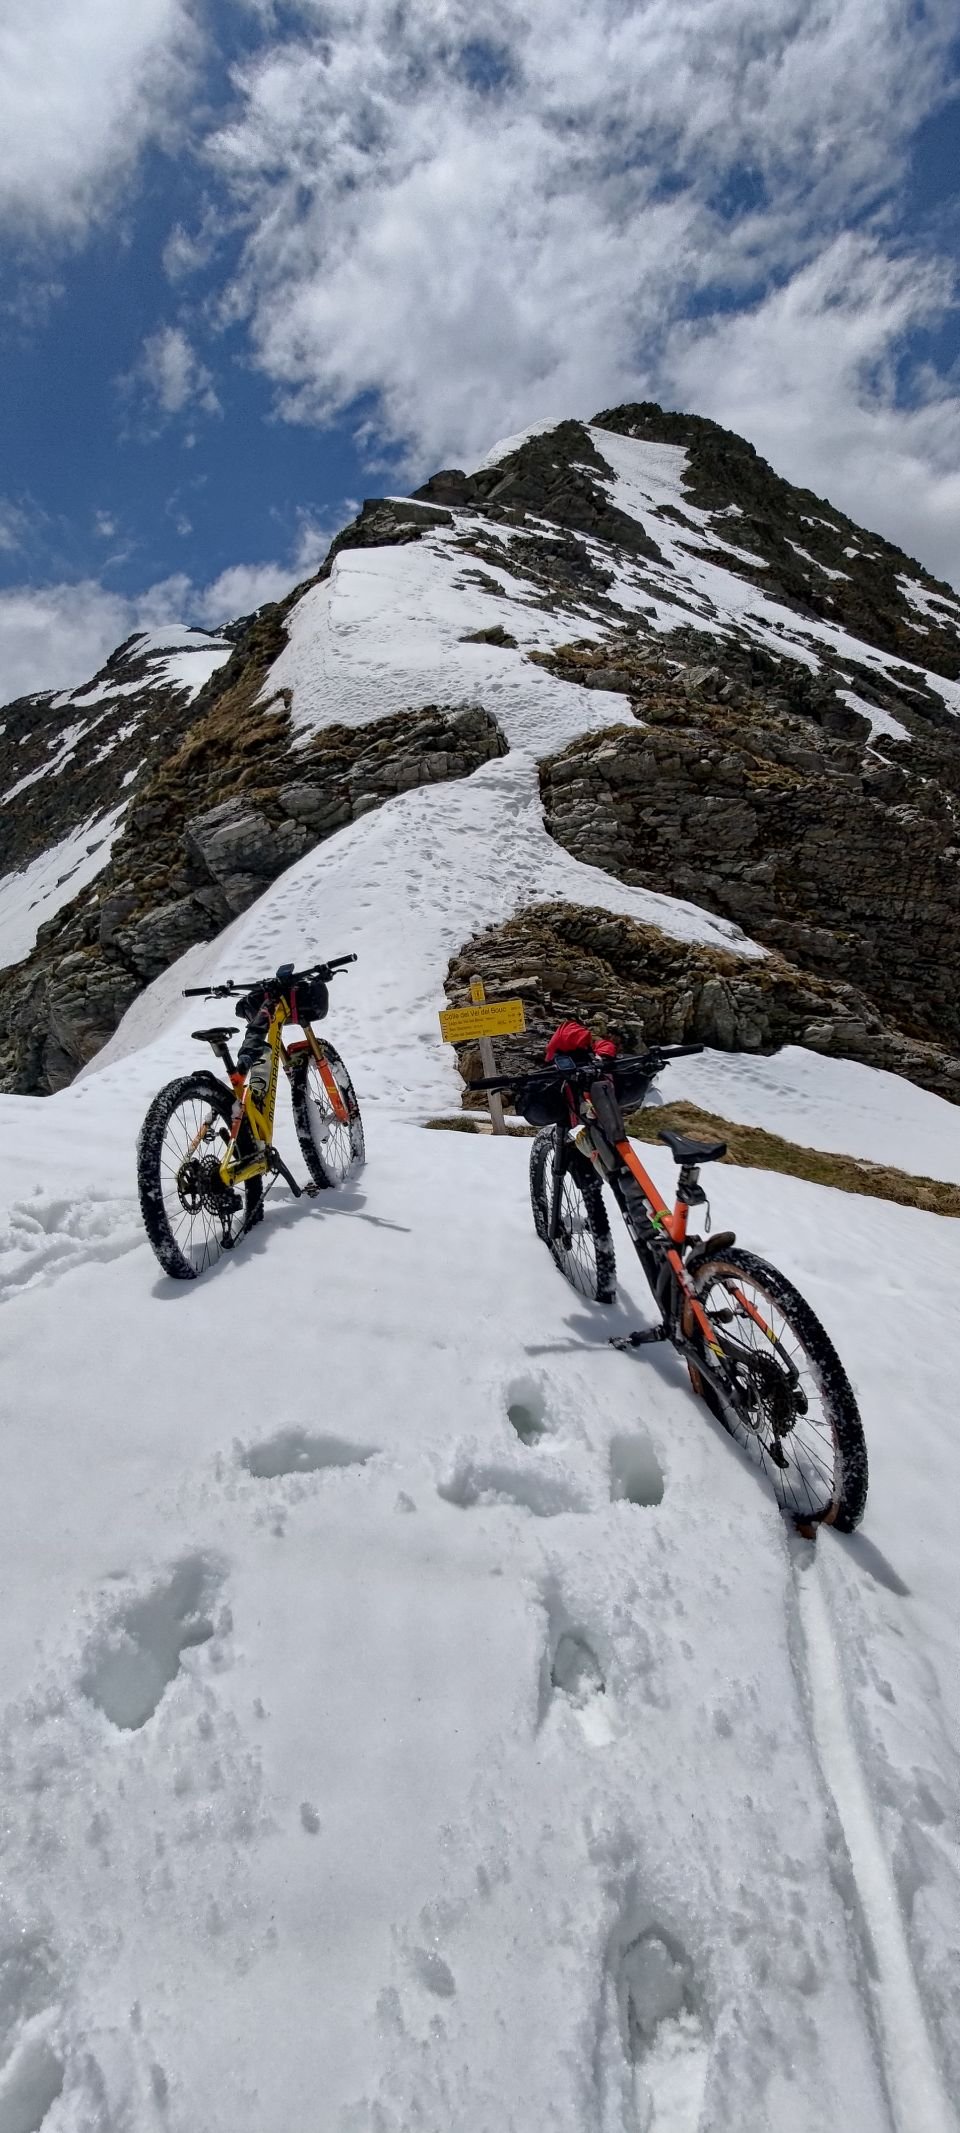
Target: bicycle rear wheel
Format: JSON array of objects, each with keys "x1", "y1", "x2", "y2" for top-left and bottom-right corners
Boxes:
[
  {"x1": 529, "y1": 1126, "x2": 617, "y2": 1304},
  {"x1": 291, "y1": 1041, "x2": 365, "y2": 1187},
  {"x1": 137, "y1": 1073, "x2": 263, "y2": 1281},
  {"x1": 686, "y1": 1246, "x2": 868, "y2": 1530}
]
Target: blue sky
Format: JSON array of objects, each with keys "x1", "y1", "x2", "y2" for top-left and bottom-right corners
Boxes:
[{"x1": 1, "y1": 0, "x2": 958, "y2": 702}]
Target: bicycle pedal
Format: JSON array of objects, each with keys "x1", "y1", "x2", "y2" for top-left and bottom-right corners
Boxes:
[
  {"x1": 609, "y1": 1326, "x2": 668, "y2": 1352},
  {"x1": 304, "y1": 1181, "x2": 322, "y2": 1197}
]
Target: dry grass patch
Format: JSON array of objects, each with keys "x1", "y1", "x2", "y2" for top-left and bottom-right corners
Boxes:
[{"x1": 625, "y1": 1101, "x2": 960, "y2": 1217}]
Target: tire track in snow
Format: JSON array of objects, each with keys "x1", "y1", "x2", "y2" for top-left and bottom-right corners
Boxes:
[{"x1": 792, "y1": 1547, "x2": 956, "y2": 2133}]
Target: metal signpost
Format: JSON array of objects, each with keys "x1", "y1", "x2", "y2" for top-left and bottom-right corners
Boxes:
[{"x1": 438, "y1": 975, "x2": 526, "y2": 1134}]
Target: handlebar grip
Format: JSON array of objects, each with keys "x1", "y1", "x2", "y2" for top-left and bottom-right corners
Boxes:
[{"x1": 657, "y1": 1043, "x2": 704, "y2": 1059}]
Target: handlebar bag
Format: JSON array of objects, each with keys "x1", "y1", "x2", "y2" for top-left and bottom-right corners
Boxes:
[
  {"x1": 514, "y1": 1076, "x2": 574, "y2": 1128},
  {"x1": 289, "y1": 977, "x2": 329, "y2": 1025},
  {"x1": 609, "y1": 1060, "x2": 656, "y2": 1110}
]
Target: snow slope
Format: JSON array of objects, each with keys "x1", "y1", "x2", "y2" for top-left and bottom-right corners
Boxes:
[
  {"x1": 1, "y1": 763, "x2": 959, "y2": 2132},
  {"x1": 0, "y1": 802, "x2": 124, "y2": 966}
]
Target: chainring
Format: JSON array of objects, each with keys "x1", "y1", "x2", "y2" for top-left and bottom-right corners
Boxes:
[{"x1": 177, "y1": 1151, "x2": 240, "y2": 1224}]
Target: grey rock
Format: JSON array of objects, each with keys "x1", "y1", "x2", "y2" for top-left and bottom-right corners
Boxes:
[
  {"x1": 118, "y1": 896, "x2": 211, "y2": 978},
  {"x1": 98, "y1": 882, "x2": 138, "y2": 947}
]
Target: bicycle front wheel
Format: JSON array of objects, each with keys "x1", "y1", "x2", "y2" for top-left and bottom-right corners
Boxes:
[
  {"x1": 137, "y1": 1073, "x2": 263, "y2": 1281},
  {"x1": 687, "y1": 1246, "x2": 868, "y2": 1530},
  {"x1": 529, "y1": 1126, "x2": 617, "y2": 1303},
  {"x1": 291, "y1": 1041, "x2": 365, "y2": 1187}
]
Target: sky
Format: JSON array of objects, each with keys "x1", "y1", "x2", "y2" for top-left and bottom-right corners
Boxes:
[{"x1": 0, "y1": 0, "x2": 959, "y2": 705}]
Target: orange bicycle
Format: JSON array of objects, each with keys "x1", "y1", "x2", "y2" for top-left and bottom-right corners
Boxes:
[
  {"x1": 479, "y1": 1028, "x2": 868, "y2": 1532},
  {"x1": 137, "y1": 955, "x2": 364, "y2": 1280}
]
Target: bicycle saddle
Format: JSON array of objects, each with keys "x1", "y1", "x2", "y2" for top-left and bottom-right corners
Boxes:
[
  {"x1": 191, "y1": 1025, "x2": 238, "y2": 1042},
  {"x1": 658, "y1": 1128, "x2": 727, "y2": 1164}
]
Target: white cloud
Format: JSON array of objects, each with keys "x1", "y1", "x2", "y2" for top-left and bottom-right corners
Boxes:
[
  {"x1": 129, "y1": 324, "x2": 222, "y2": 422},
  {"x1": 188, "y1": 0, "x2": 959, "y2": 582},
  {"x1": 193, "y1": 561, "x2": 296, "y2": 625},
  {"x1": 0, "y1": 502, "x2": 355, "y2": 701},
  {"x1": 664, "y1": 237, "x2": 960, "y2": 584},
  {"x1": 0, "y1": 0, "x2": 201, "y2": 235},
  {"x1": 0, "y1": 503, "x2": 30, "y2": 554},
  {"x1": 0, "y1": 578, "x2": 190, "y2": 703}
]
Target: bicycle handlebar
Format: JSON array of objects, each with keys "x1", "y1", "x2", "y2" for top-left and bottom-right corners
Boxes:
[
  {"x1": 182, "y1": 953, "x2": 357, "y2": 1000},
  {"x1": 472, "y1": 1042, "x2": 704, "y2": 1094}
]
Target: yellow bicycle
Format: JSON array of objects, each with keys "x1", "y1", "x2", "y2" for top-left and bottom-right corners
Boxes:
[{"x1": 137, "y1": 955, "x2": 364, "y2": 1279}]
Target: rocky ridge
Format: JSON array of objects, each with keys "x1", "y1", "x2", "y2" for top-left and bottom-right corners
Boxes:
[{"x1": 3, "y1": 402, "x2": 960, "y2": 1099}]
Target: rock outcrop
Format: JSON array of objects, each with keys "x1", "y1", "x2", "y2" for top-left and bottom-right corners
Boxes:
[
  {"x1": 535, "y1": 640, "x2": 960, "y2": 1063},
  {"x1": 445, "y1": 903, "x2": 960, "y2": 1105},
  {"x1": 1, "y1": 693, "x2": 506, "y2": 1091}
]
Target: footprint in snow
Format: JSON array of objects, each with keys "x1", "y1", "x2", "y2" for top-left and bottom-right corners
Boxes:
[
  {"x1": 0, "y1": 2031, "x2": 64, "y2": 2133},
  {"x1": 0, "y1": 1927, "x2": 64, "y2": 2133},
  {"x1": 539, "y1": 1581, "x2": 614, "y2": 1743},
  {"x1": 438, "y1": 1457, "x2": 586, "y2": 1518},
  {"x1": 80, "y1": 1553, "x2": 224, "y2": 1731},
  {"x1": 615, "y1": 1927, "x2": 709, "y2": 2132},
  {"x1": 240, "y1": 1428, "x2": 379, "y2": 1479},
  {"x1": 505, "y1": 1376, "x2": 550, "y2": 1446},
  {"x1": 0, "y1": 1192, "x2": 141, "y2": 1304},
  {"x1": 609, "y1": 1430, "x2": 664, "y2": 1509}
]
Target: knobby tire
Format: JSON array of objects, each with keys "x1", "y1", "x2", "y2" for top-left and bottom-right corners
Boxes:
[
  {"x1": 137, "y1": 1072, "x2": 263, "y2": 1282},
  {"x1": 290, "y1": 1041, "x2": 365, "y2": 1188},
  {"x1": 686, "y1": 1245, "x2": 868, "y2": 1531},
  {"x1": 529, "y1": 1125, "x2": 617, "y2": 1304}
]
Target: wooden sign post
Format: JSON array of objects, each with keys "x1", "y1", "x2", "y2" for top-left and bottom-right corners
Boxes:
[
  {"x1": 438, "y1": 978, "x2": 526, "y2": 1136},
  {"x1": 471, "y1": 974, "x2": 505, "y2": 1135}
]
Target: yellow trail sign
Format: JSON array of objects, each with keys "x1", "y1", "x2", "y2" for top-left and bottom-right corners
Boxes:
[{"x1": 438, "y1": 998, "x2": 527, "y2": 1043}]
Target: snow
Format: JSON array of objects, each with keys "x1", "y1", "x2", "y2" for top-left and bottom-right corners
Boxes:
[
  {"x1": 1, "y1": 1019, "x2": 959, "y2": 2127},
  {"x1": 662, "y1": 1043, "x2": 960, "y2": 1181},
  {"x1": 129, "y1": 625, "x2": 232, "y2": 657},
  {"x1": 70, "y1": 638, "x2": 231, "y2": 711},
  {"x1": 837, "y1": 685, "x2": 911, "y2": 743},
  {"x1": 897, "y1": 576, "x2": 960, "y2": 625},
  {"x1": 0, "y1": 803, "x2": 124, "y2": 968},
  {"x1": 1, "y1": 720, "x2": 92, "y2": 802},
  {"x1": 785, "y1": 539, "x2": 849, "y2": 581},
  {"x1": 267, "y1": 535, "x2": 634, "y2": 758},
  {"x1": 71, "y1": 677, "x2": 153, "y2": 709},
  {"x1": 2, "y1": 422, "x2": 960, "y2": 2128},
  {"x1": 85, "y1": 756, "x2": 762, "y2": 1123},
  {"x1": 154, "y1": 646, "x2": 231, "y2": 698},
  {"x1": 468, "y1": 419, "x2": 568, "y2": 471}
]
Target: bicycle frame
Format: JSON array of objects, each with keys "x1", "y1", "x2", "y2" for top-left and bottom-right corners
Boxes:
[
  {"x1": 184, "y1": 995, "x2": 351, "y2": 1188},
  {"x1": 550, "y1": 1115, "x2": 725, "y2": 1358}
]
